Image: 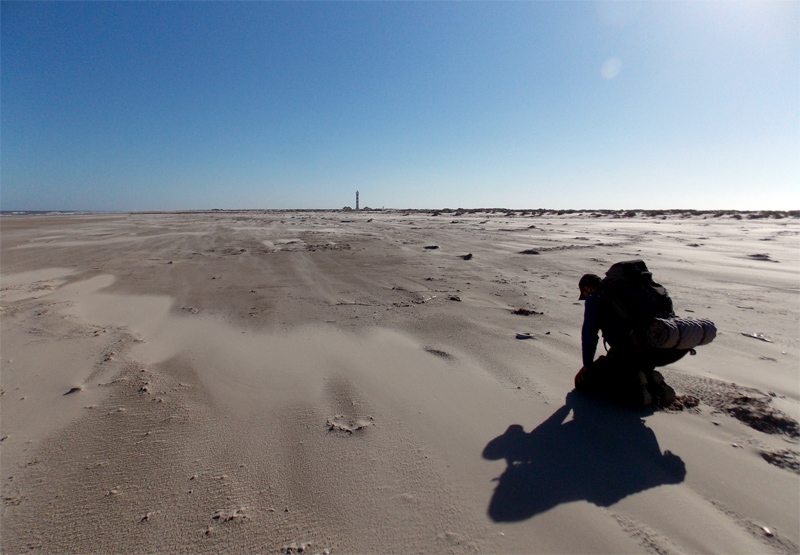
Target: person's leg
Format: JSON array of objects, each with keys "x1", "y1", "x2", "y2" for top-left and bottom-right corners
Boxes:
[
  {"x1": 642, "y1": 350, "x2": 679, "y2": 406},
  {"x1": 574, "y1": 355, "x2": 614, "y2": 397},
  {"x1": 607, "y1": 349, "x2": 655, "y2": 407},
  {"x1": 593, "y1": 350, "x2": 653, "y2": 408},
  {"x1": 647, "y1": 369, "x2": 677, "y2": 406}
]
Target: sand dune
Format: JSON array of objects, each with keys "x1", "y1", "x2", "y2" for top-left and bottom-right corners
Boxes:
[{"x1": 1, "y1": 211, "x2": 798, "y2": 553}]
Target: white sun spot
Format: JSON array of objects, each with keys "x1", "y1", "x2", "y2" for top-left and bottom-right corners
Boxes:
[{"x1": 601, "y1": 58, "x2": 622, "y2": 80}]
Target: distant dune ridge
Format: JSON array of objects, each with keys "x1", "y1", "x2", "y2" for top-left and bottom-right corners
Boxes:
[{"x1": 1, "y1": 210, "x2": 798, "y2": 554}]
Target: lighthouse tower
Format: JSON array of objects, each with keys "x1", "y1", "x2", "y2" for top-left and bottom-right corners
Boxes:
[{"x1": 356, "y1": 191, "x2": 360, "y2": 210}]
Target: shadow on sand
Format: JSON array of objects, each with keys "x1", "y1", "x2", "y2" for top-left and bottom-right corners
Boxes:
[{"x1": 483, "y1": 390, "x2": 686, "y2": 521}]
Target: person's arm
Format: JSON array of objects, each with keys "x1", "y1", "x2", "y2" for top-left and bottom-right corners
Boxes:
[{"x1": 581, "y1": 294, "x2": 600, "y2": 368}]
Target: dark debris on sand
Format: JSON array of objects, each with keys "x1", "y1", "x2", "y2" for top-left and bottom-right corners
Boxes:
[
  {"x1": 424, "y1": 347, "x2": 455, "y2": 360},
  {"x1": 747, "y1": 253, "x2": 779, "y2": 262},
  {"x1": 761, "y1": 449, "x2": 800, "y2": 474},
  {"x1": 724, "y1": 396, "x2": 799, "y2": 438},
  {"x1": 663, "y1": 395, "x2": 700, "y2": 412},
  {"x1": 667, "y1": 375, "x2": 800, "y2": 439},
  {"x1": 511, "y1": 308, "x2": 543, "y2": 316}
]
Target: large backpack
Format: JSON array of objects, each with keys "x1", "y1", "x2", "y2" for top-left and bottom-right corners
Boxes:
[{"x1": 598, "y1": 260, "x2": 675, "y2": 352}]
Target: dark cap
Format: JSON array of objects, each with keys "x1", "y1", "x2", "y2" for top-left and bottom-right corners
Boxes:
[{"x1": 578, "y1": 274, "x2": 602, "y2": 300}]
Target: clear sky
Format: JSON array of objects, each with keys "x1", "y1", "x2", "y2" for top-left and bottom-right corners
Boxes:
[{"x1": 2, "y1": 1, "x2": 798, "y2": 211}]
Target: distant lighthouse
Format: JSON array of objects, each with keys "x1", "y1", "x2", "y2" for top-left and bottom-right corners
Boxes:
[{"x1": 356, "y1": 191, "x2": 359, "y2": 210}]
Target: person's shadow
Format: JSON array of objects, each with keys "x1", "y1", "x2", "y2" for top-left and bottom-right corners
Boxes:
[{"x1": 482, "y1": 390, "x2": 686, "y2": 521}]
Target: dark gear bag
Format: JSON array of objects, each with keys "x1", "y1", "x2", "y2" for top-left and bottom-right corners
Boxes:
[
  {"x1": 599, "y1": 260, "x2": 676, "y2": 352},
  {"x1": 599, "y1": 260, "x2": 715, "y2": 363}
]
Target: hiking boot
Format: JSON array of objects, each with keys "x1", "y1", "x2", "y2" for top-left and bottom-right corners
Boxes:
[{"x1": 648, "y1": 370, "x2": 676, "y2": 406}]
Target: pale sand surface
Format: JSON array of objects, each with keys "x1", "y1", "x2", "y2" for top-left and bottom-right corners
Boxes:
[{"x1": 1, "y1": 211, "x2": 798, "y2": 554}]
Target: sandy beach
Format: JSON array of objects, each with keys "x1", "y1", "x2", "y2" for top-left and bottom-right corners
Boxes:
[{"x1": 1, "y1": 210, "x2": 798, "y2": 554}]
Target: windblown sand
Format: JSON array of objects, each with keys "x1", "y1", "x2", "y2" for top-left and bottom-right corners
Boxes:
[{"x1": 1, "y1": 211, "x2": 798, "y2": 554}]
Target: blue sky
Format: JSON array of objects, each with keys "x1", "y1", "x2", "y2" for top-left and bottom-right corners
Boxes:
[{"x1": 2, "y1": 1, "x2": 798, "y2": 211}]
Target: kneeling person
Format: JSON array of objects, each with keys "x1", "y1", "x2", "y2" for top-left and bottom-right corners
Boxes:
[{"x1": 574, "y1": 273, "x2": 676, "y2": 408}]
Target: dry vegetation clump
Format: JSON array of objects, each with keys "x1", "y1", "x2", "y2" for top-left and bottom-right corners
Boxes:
[{"x1": 319, "y1": 207, "x2": 799, "y2": 220}]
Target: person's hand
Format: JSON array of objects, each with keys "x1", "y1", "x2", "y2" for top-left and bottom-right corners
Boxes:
[{"x1": 574, "y1": 366, "x2": 587, "y2": 389}]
